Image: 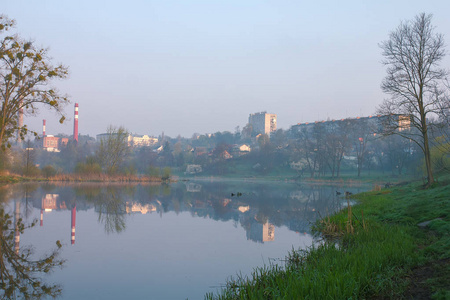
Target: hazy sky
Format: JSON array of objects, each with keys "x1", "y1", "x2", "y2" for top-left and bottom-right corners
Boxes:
[{"x1": 3, "y1": 0, "x2": 450, "y2": 138}]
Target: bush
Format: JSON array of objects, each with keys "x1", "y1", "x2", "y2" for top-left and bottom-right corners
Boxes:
[
  {"x1": 42, "y1": 165, "x2": 57, "y2": 178},
  {"x1": 148, "y1": 166, "x2": 159, "y2": 177},
  {"x1": 161, "y1": 167, "x2": 171, "y2": 181},
  {"x1": 23, "y1": 165, "x2": 40, "y2": 177},
  {"x1": 75, "y1": 160, "x2": 102, "y2": 175}
]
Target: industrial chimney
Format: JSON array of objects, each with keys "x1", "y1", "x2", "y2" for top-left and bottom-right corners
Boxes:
[
  {"x1": 43, "y1": 119, "x2": 46, "y2": 137},
  {"x1": 73, "y1": 103, "x2": 79, "y2": 143}
]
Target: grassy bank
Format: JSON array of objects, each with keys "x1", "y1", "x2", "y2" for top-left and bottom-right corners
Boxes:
[{"x1": 205, "y1": 174, "x2": 450, "y2": 299}]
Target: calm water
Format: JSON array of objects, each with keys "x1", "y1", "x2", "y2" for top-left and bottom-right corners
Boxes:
[{"x1": 3, "y1": 180, "x2": 368, "y2": 299}]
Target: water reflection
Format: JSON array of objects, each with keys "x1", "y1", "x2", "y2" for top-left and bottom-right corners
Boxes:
[
  {"x1": 2, "y1": 181, "x2": 367, "y2": 299},
  {"x1": 0, "y1": 185, "x2": 64, "y2": 299},
  {"x1": 12, "y1": 181, "x2": 366, "y2": 243}
]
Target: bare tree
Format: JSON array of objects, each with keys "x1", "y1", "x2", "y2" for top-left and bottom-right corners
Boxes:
[
  {"x1": 0, "y1": 15, "x2": 69, "y2": 149},
  {"x1": 378, "y1": 13, "x2": 448, "y2": 187}
]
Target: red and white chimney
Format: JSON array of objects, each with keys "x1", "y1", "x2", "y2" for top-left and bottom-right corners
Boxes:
[
  {"x1": 73, "y1": 103, "x2": 79, "y2": 143},
  {"x1": 71, "y1": 206, "x2": 76, "y2": 245},
  {"x1": 43, "y1": 119, "x2": 46, "y2": 137}
]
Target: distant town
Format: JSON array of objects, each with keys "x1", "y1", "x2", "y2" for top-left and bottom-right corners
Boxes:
[{"x1": 11, "y1": 101, "x2": 424, "y2": 181}]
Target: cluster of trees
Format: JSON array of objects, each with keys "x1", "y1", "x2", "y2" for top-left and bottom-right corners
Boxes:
[{"x1": 2, "y1": 113, "x2": 446, "y2": 182}]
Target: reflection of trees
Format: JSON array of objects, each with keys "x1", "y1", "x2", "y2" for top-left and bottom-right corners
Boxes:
[
  {"x1": 73, "y1": 185, "x2": 138, "y2": 234},
  {"x1": 0, "y1": 200, "x2": 64, "y2": 299},
  {"x1": 92, "y1": 187, "x2": 128, "y2": 234},
  {"x1": 4, "y1": 182, "x2": 365, "y2": 246}
]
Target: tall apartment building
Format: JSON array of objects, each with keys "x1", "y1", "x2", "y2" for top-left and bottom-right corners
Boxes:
[{"x1": 248, "y1": 112, "x2": 277, "y2": 135}]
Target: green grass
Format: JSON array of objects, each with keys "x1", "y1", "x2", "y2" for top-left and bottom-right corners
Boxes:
[{"x1": 205, "y1": 173, "x2": 450, "y2": 300}]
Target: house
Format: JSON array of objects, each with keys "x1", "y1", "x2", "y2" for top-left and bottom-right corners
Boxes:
[{"x1": 186, "y1": 164, "x2": 203, "y2": 174}]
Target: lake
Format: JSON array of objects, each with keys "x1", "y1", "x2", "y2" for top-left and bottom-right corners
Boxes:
[{"x1": 2, "y1": 180, "x2": 368, "y2": 299}]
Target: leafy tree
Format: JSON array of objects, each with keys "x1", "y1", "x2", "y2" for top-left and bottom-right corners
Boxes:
[
  {"x1": 97, "y1": 126, "x2": 130, "y2": 174},
  {"x1": 0, "y1": 15, "x2": 69, "y2": 149},
  {"x1": 378, "y1": 13, "x2": 448, "y2": 187}
]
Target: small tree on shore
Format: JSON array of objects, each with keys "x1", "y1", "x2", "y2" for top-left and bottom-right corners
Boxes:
[
  {"x1": 378, "y1": 13, "x2": 449, "y2": 187},
  {"x1": 97, "y1": 126, "x2": 130, "y2": 175}
]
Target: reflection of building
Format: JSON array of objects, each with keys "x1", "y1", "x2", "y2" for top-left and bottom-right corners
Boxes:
[
  {"x1": 40, "y1": 194, "x2": 77, "y2": 245},
  {"x1": 289, "y1": 191, "x2": 309, "y2": 202},
  {"x1": 42, "y1": 194, "x2": 59, "y2": 211},
  {"x1": 238, "y1": 206, "x2": 250, "y2": 213},
  {"x1": 185, "y1": 182, "x2": 202, "y2": 192},
  {"x1": 246, "y1": 222, "x2": 275, "y2": 243},
  {"x1": 126, "y1": 203, "x2": 157, "y2": 214},
  {"x1": 249, "y1": 112, "x2": 277, "y2": 135}
]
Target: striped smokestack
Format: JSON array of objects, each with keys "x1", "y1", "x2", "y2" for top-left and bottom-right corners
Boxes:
[
  {"x1": 43, "y1": 119, "x2": 46, "y2": 137},
  {"x1": 71, "y1": 206, "x2": 76, "y2": 245},
  {"x1": 73, "y1": 103, "x2": 79, "y2": 143}
]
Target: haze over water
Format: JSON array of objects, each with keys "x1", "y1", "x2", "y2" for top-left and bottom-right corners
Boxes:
[{"x1": 8, "y1": 181, "x2": 368, "y2": 299}]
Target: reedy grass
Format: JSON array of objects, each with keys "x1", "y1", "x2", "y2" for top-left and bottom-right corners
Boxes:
[
  {"x1": 206, "y1": 223, "x2": 416, "y2": 300},
  {"x1": 205, "y1": 174, "x2": 449, "y2": 300}
]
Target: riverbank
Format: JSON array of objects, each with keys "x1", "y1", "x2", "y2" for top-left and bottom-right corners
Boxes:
[
  {"x1": 205, "y1": 174, "x2": 450, "y2": 299},
  {"x1": 0, "y1": 173, "x2": 176, "y2": 183}
]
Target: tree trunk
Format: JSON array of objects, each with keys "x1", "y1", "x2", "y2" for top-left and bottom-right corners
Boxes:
[{"x1": 423, "y1": 130, "x2": 435, "y2": 187}]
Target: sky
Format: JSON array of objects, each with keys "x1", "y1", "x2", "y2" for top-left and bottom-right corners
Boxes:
[{"x1": 3, "y1": 0, "x2": 450, "y2": 138}]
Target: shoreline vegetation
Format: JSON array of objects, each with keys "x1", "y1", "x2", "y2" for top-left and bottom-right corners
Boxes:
[
  {"x1": 0, "y1": 173, "x2": 173, "y2": 184},
  {"x1": 205, "y1": 173, "x2": 450, "y2": 300}
]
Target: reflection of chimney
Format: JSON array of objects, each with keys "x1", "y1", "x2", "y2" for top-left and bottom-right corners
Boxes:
[
  {"x1": 71, "y1": 206, "x2": 76, "y2": 245},
  {"x1": 40, "y1": 209, "x2": 44, "y2": 226},
  {"x1": 14, "y1": 200, "x2": 21, "y2": 254},
  {"x1": 73, "y1": 103, "x2": 79, "y2": 143},
  {"x1": 43, "y1": 119, "x2": 46, "y2": 137}
]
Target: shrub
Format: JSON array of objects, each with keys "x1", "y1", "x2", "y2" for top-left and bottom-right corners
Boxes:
[{"x1": 42, "y1": 165, "x2": 57, "y2": 178}]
